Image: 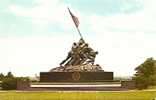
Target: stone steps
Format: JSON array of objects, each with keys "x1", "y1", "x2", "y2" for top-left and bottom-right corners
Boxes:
[{"x1": 17, "y1": 81, "x2": 135, "y2": 91}]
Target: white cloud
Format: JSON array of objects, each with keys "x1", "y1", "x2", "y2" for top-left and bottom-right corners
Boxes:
[
  {"x1": 8, "y1": 0, "x2": 84, "y2": 31},
  {"x1": 9, "y1": 0, "x2": 64, "y2": 20},
  {"x1": 9, "y1": 0, "x2": 66, "y2": 29},
  {"x1": 89, "y1": 0, "x2": 156, "y2": 33}
]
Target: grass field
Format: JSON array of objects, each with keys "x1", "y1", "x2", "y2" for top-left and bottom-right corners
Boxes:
[{"x1": 0, "y1": 91, "x2": 156, "y2": 100}]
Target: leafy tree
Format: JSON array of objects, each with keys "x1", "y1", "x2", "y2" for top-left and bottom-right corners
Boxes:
[
  {"x1": 6, "y1": 72, "x2": 14, "y2": 78},
  {"x1": 133, "y1": 57, "x2": 156, "y2": 89}
]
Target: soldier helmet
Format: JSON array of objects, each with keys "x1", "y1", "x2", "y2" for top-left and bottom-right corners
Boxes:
[
  {"x1": 84, "y1": 43, "x2": 88, "y2": 47},
  {"x1": 73, "y1": 42, "x2": 77, "y2": 46},
  {"x1": 78, "y1": 38, "x2": 85, "y2": 45}
]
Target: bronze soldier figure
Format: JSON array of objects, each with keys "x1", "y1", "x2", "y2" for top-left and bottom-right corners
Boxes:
[{"x1": 59, "y1": 38, "x2": 99, "y2": 71}]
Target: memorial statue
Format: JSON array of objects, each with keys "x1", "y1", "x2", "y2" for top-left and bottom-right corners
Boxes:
[
  {"x1": 50, "y1": 38, "x2": 103, "y2": 72},
  {"x1": 50, "y1": 8, "x2": 103, "y2": 72},
  {"x1": 40, "y1": 8, "x2": 114, "y2": 83}
]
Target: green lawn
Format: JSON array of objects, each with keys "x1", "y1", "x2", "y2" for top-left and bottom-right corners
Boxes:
[{"x1": 0, "y1": 91, "x2": 156, "y2": 100}]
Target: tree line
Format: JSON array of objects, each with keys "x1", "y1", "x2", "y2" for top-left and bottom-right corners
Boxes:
[{"x1": 0, "y1": 72, "x2": 29, "y2": 90}]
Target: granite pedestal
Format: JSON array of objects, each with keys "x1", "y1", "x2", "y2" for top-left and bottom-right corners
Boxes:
[{"x1": 40, "y1": 72, "x2": 113, "y2": 82}]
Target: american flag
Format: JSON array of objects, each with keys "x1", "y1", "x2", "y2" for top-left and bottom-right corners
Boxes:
[{"x1": 68, "y1": 8, "x2": 79, "y2": 28}]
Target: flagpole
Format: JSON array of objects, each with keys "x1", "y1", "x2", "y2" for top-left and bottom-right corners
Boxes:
[
  {"x1": 67, "y1": 7, "x2": 84, "y2": 39},
  {"x1": 76, "y1": 25, "x2": 83, "y2": 39}
]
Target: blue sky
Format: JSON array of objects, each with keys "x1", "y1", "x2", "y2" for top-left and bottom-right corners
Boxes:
[
  {"x1": 0, "y1": 0, "x2": 145, "y2": 37},
  {"x1": 0, "y1": 0, "x2": 156, "y2": 77}
]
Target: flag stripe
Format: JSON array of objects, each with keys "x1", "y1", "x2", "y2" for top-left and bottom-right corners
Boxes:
[
  {"x1": 68, "y1": 8, "x2": 79, "y2": 28},
  {"x1": 72, "y1": 15, "x2": 79, "y2": 27}
]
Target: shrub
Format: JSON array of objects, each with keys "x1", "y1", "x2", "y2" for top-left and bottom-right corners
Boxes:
[
  {"x1": 133, "y1": 76, "x2": 148, "y2": 89},
  {"x1": 1, "y1": 77, "x2": 30, "y2": 90},
  {"x1": 1, "y1": 78, "x2": 17, "y2": 90},
  {"x1": 0, "y1": 73, "x2": 5, "y2": 81}
]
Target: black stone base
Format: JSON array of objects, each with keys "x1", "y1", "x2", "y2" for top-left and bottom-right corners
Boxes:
[{"x1": 40, "y1": 72, "x2": 113, "y2": 82}]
